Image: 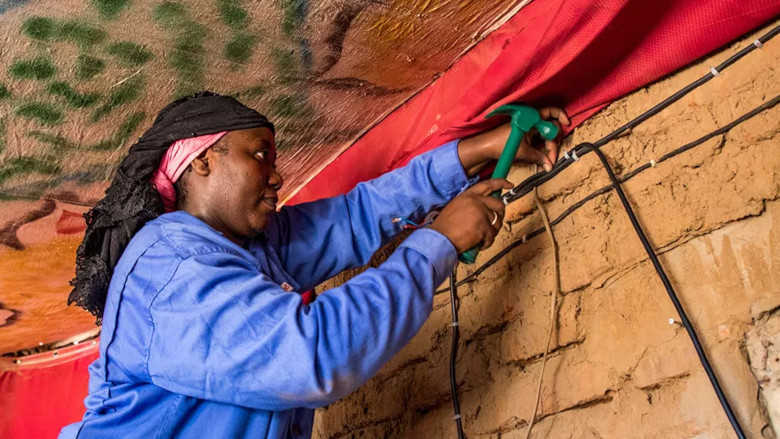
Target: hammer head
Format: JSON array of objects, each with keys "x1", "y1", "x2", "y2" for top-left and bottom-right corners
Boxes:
[{"x1": 487, "y1": 104, "x2": 559, "y2": 140}]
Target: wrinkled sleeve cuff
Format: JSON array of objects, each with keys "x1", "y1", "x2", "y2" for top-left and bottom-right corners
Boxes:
[
  {"x1": 428, "y1": 140, "x2": 472, "y2": 197},
  {"x1": 401, "y1": 228, "x2": 457, "y2": 283}
]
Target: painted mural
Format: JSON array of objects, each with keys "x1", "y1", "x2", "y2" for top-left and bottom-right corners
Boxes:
[{"x1": 0, "y1": 0, "x2": 524, "y2": 354}]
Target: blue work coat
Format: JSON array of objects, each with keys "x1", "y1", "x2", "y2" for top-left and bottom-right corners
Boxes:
[{"x1": 60, "y1": 140, "x2": 468, "y2": 438}]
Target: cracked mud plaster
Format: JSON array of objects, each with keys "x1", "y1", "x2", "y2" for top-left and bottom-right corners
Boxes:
[
  {"x1": 747, "y1": 312, "x2": 780, "y2": 438},
  {"x1": 313, "y1": 23, "x2": 780, "y2": 438}
]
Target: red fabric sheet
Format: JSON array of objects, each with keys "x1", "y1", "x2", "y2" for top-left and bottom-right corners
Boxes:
[
  {"x1": 290, "y1": 0, "x2": 779, "y2": 204},
  {"x1": 0, "y1": 345, "x2": 99, "y2": 439},
  {"x1": 4, "y1": 2, "x2": 778, "y2": 437}
]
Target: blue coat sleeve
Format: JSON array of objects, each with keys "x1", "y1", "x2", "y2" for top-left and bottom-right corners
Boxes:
[
  {"x1": 146, "y1": 229, "x2": 456, "y2": 411},
  {"x1": 265, "y1": 140, "x2": 469, "y2": 291}
]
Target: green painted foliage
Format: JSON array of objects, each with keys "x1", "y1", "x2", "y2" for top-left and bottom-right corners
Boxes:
[
  {"x1": 115, "y1": 112, "x2": 146, "y2": 144},
  {"x1": 271, "y1": 48, "x2": 300, "y2": 84},
  {"x1": 153, "y1": 1, "x2": 187, "y2": 25},
  {"x1": 92, "y1": 111, "x2": 146, "y2": 150},
  {"x1": 91, "y1": 75, "x2": 144, "y2": 121},
  {"x1": 9, "y1": 56, "x2": 57, "y2": 80},
  {"x1": 0, "y1": 156, "x2": 61, "y2": 185},
  {"x1": 217, "y1": 0, "x2": 248, "y2": 30},
  {"x1": 58, "y1": 19, "x2": 108, "y2": 46},
  {"x1": 75, "y1": 55, "x2": 106, "y2": 80},
  {"x1": 29, "y1": 111, "x2": 145, "y2": 152},
  {"x1": 16, "y1": 102, "x2": 64, "y2": 125},
  {"x1": 28, "y1": 130, "x2": 77, "y2": 150},
  {"x1": 271, "y1": 93, "x2": 312, "y2": 119},
  {"x1": 233, "y1": 85, "x2": 265, "y2": 99},
  {"x1": 0, "y1": 118, "x2": 6, "y2": 156},
  {"x1": 225, "y1": 33, "x2": 257, "y2": 65},
  {"x1": 47, "y1": 81, "x2": 100, "y2": 108},
  {"x1": 280, "y1": 0, "x2": 306, "y2": 35},
  {"x1": 107, "y1": 41, "x2": 154, "y2": 66},
  {"x1": 21, "y1": 16, "x2": 56, "y2": 41},
  {"x1": 92, "y1": 0, "x2": 131, "y2": 20},
  {"x1": 171, "y1": 26, "x2": 207, "y2": 97},
  {"x1": 0, "y1": 83, "x2": 10, "y2": 100}
]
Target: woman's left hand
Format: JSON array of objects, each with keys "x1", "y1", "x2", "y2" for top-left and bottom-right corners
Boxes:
[{"x1": 458, "y1": 106, "x2": 571, "y2": 176}]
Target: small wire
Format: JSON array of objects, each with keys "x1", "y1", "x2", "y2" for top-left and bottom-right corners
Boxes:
[
  {"x1": 449, "y1": 266, "x2": 465, "y2": 439},
  {"x1": 394, "y1": 216, "x2": 434, "y2": 230},
  {"x1": 524, "y1": 172, "x2": 561, "y2": 439}
]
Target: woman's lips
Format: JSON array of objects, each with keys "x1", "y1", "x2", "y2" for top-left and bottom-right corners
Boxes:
[{"x1": 262, "y1": 197, "x2": 278, "y2": 211}]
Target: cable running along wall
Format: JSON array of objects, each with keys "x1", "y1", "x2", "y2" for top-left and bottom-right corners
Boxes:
[{"x1": 445, "y1": 23, "x2": 780, "y2": 439}]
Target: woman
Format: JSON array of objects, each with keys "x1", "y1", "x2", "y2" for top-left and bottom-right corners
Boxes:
[{"x1": 61, "y1": 91, "x2": 568, "y2": 438}]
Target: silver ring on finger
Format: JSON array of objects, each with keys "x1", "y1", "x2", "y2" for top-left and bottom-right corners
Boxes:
[{"x1": 490, "y1": 210, "x2": 499, "y2": 226}]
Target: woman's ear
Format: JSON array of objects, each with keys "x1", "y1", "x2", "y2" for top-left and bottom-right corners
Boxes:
[{"x1": 190, "y1": 150, "x2": 212, "y2": 176}]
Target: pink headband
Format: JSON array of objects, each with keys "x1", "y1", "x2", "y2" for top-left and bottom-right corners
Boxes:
[{"x1": 150, "y1": 131, "x2": 228, "y2": 212}]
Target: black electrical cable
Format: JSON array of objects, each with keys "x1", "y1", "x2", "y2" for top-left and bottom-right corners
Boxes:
[
  {"x1": 585, "y1": 140, "x2": 745, "y2": 438},
  {"x1": 502, "y1": 23, "x2": 780, "y2": 206},
  {"x1": 449, "y1": 267, "x2": 465, "y2": 439},
  {"x1": 436, "y1": 92, "x2": 780, "y2": 294}
]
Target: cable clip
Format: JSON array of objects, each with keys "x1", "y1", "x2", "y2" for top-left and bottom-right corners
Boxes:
[
  {"x1": 563, "y1": 150, "x2": 570, "y2": 160},
  {"x1": 521, "y1": 234, "x2": 528, "y2": 244},
  {"x1": 753, "y1": 39, "x2": 763, "y2": 49},
  {"x1": 571, "y1": 150, "x2": 580, "y2": 161},
  {"x1": 649, "y1": 159, "x2": 657, "y2": 168},
  {"x1": 452, "y1": 414, "x2": 462, "y2": 421},
  {"x1": 450, "y1": 322, "x2": 459, "y2": 327},
  {"x1": 710, "y1": 66, "x2": 720, "y2": 77}
]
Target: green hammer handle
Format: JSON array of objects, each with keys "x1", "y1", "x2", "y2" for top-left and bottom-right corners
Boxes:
[{"x1": 458, "y1": 128, "x2": 525, "y2": 264}]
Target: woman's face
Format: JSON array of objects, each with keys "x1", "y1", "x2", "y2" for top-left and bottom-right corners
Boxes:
[{"x1": 201, "y1": 127, "x2": 283, "y2": 243}]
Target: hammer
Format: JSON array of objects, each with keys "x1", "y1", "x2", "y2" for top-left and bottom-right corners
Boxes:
[{"x1": 458, "y1": 104, "x2": 560, "y2": 264}]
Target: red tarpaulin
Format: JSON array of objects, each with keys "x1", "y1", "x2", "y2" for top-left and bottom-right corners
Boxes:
[
  {"x1": 2, "y1": 1, "x2": 778, "y2": 437},
  {"x1": 0, "y1": 344, "x2": 99, "y2": 438}
]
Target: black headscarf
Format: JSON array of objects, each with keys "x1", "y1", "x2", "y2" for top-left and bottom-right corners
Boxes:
[{"x1": 69, "y1": 91, "x2": 275, "y2": 323}]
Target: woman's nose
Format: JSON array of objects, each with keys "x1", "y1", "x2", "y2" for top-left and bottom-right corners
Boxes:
[{"x1": 269, "y1": 169, "x2": 284, "y2": 191}]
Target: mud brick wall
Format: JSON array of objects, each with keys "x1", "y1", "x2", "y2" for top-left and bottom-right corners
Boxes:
[{"x1": 314, "y1": 23, "x2": 780, "y2": 439}]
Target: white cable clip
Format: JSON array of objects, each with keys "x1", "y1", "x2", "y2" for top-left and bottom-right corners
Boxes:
[
  {"x1": 521, "y1": 234, "x2": 527, "y2": 244},
  {"x1": 710, "y1": 66, "x2": 720, "y2": 77},
  {"x1": 753, "y1": 39, "x2": 763, "y2": 49},
  {"x1": 450, "y1": 322, "x2": 459, "y2": 327},
  {"x1": 452, "y1": 414, "x2": 462, "y2": 421},
  {"x1": 563, "y1": 150, "x2": 570, "y2": 160},
  {"x1": 649, "y1": 159, "x2": 657, "y2": 168},
  {"x1": 571, "y1": 150, "x2": 580, "y2": 161}
]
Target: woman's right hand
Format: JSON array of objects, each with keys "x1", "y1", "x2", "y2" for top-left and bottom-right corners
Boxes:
[{"x1": 429, "y1": 179, "x2": 513, "y2": 253}]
